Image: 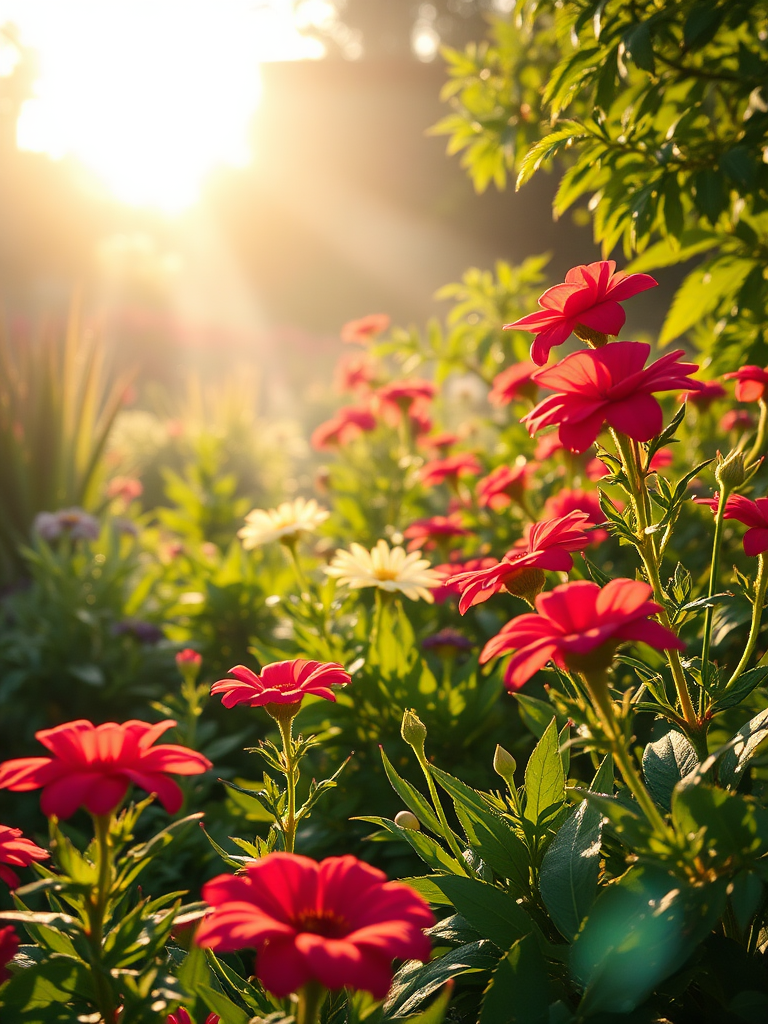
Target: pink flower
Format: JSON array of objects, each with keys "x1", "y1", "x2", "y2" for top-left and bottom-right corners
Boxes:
[
  {"x1": 488, "y1": 362, "x2": 538, "y2": 405},
  {"x1": 418, "y1": 431, "x2": 459, "y2": 453},
  {"x1": 0, "y1": 926, "x2": 19, "y2": 984},
  {"x1": 480, "y1": 578, "x2": 684, "y2": 689},
  {"x1": 175, "y1": 649, "x2": 202, "y2": 667},
  {"x1": 403, "y1": 514, "x2": 471, "y2": 552},
  {"x1": 106, "y1": 476, "x2": 143, "y2": 502},
  {"x1": 0, "y1": 824, "x2": 49, "y2": 888},
  {"x1": 0, "y1": 720, "x2": 211, "y2": 819},
  {"x1": 419, "y1": 453, "x2": 481, "y2": 488},
  {"x1": 376, "y1": 379, "x2": 437, "y2": 417},
  {"x1": 523, "y1": 342, "x2": 702, "y2": 453},
  {"x1": 724, "y1": 365, "x2": 768, "y2": 403},
  {"x1": 334, "y1": 353, "x2": 375, "y2": 394},
  {"x1": 678, "y1": 380, "x2": 726, "y2": 408},
  {"x1": 543, "y1": 489, "x2": 610, "y2": 545},
  {"x1": 695, "y1": 494, "x2": 768, "y2": 556},
  {"x1": 211, "y1": 659, "x2": 351, "y2": 713},
  {"x1": 431, "y1": 558, "x2": 497, "y2": 603},
  {"x1": 195, "y1": 853, "x2": 434, "y2": 999},
  {"x1": 721, "y1": 409, "x2": 754, "y2": 432},
  {"x1": 452, "y1": 511, "x2": 593, "y2": 612},
  {"x1": 505, "y1": 261, "x2": 658, "y2": 365},
  {"x1": 311, "y1": 405, "x2": 377, "y2": 450},
  {"x1": 535, "y1": 431, "x2": 566, "y2": 461},
  {"x1": 167, "y1": 1011, "x2": 220, "y2": 1024},
  {"x1": 477, "y1": 463, "x2": 530, "y2": 510},
  {"x1": 341, "y1": 314, "x2": 390, "y2": 345}
]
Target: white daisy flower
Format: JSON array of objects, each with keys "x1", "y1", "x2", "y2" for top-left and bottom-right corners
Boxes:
[
  {"x1": 238, "y1": 497, "x2": 329, "y2": 549},
  {"x1": 326, "y1": 538, "x2": 440, "y2": 602}
]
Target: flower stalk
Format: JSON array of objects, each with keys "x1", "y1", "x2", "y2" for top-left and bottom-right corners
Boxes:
[
  {"x1": 276, "y1": 714, "x2": 299, "y2": 854},
  {"x1": 699, "y1": 480, "x2": 732, "y2": 706},
  {"x1": 748, "y1": 398, "x2": 768, "y2": 465},
  {"x1": 88, "y1": 814, "x2": 117, "y2": 1024},
  {"x1": 725, "y1": 553, "x2": 768, "y2": 691}
]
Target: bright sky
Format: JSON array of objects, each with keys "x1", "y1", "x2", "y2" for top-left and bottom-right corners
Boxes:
[{"x1": 0, "y1": 1, "x2": 326, "y2": 211}]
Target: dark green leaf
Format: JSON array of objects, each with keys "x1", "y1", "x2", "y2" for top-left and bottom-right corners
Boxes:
[
  {"x1": 718, "y1": 707, "x2": 768, "y2": 786},
  {"x1": 710, "y1": 667, "x2": 768, "y2": 713},
  {"x1": 480, "y1": 934, "x2": 552, "y2": 1024},
  {"x1": 432, "y1": 875, "x2": 535, "y2": 951},
  {"x1": 642, "y1": 729, "x2": 699, "y2": 810},
  {"x1": 384, "y1": 940, "x2": 499, "y2": 1017},
  {"x1": 381, "y1": 747, "x2": 443, "y2": 835}
]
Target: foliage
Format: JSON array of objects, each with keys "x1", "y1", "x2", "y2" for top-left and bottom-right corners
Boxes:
[{"x1": 433, "y1": 1, "x2": 768, "y2": 367}]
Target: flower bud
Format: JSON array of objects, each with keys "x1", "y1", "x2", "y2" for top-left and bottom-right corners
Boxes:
[
  {"x1": 493, "y1": 744, "x2": 516, "y2": 784},
  {"x1": 715, "y1": 449, "x2": 745, "y2": 490},
  {"x1": 175, "y1": 648, "x2": 202, "y2": 685},
  {"x1": 401, "y1": 709, "x2": 427, "y2": 756},
  {"x1": 394, "y1": 810, "x2": 421, "y2": 831}
]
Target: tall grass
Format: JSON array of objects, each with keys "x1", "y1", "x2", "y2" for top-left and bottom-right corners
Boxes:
[{"x1": 0, "y1": 298, "x2": 131, "y2": 580}]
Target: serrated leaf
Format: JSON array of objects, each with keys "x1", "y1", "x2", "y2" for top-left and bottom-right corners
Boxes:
[{"x1": 523, "y1": 718, "x2": 566, "y2": 830}]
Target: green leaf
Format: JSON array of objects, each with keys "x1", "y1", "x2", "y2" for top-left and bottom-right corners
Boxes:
[
  {"x1": 196, "y1": 983, "x2": 251, "y2": 1024},
  {"x1": 718, "y1": 707, "x2": 768, "y2": 786},
  {"x1": 480, "y1": 934, "x2": 552, "y2": 1024},
  {"x1": 0, "y1": 956, "x2": 95, "y2": 1010},
  {"x1": 693, "y1": 168, "x2": 727, "y2": 225},
  {"x1": 721, "y1": 146, "x2": 757, "y2": 189},
  {"x1": 710, "y1": 666, "x2": 768, "y2": 712},
  {"x1": 404, "y1": 983, "x2": 454, "y2": 1024},
  {"x1": 683, "y1": 1, "x2": 725, "y2": 51},
  {"x1": 514, "y1": 695, "x2": 558, "y2": 739},
  {"x1": 380, "y1": 747, "x2": 443, "y2": 835},
  {"x1": 385, "y1": 940, "x2": 499, "y2": 1017},
  {"x1": 642, "y1": 729, "x2": 699, "y2": 810},
  {"x1": 356, "y1": 817, "x2": 464, "y2": 874},
  {"x1": 523, "y1": 718, "x2": 566, "y2": 830},
  {"x1": 625, "y1": 229, "x2": 719, "y2": 273},
  {"x1": 659, "y1": 258, "x2": 755, "y2": 345},
  {"x1": 516, "y1": 122, "x2": 589, "y2": 190},
  {"x1": 571, "y1": 865, "x2": 728, "y2": 1017},
  {"x1": 623, "y1": 22, "x2": 654, "y2": 72},
  {"x1": 432, "y1": 875, "x2": 535, "y2": 950}
]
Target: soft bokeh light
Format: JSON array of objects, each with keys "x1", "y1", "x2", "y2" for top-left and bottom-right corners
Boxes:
[{"x1": 0, "y1": 1, "x2": 324, "y2": 211}]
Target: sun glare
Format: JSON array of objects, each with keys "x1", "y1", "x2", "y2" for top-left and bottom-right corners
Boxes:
[{"x1": 0, "y1": 1, "x2": 324, "y2": 212}]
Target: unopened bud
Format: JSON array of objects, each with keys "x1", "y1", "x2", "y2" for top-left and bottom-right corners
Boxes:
[
  {"x1": 401, "y1": 709, "x2": 427, "y2": 755},
  {"x1": 394, "y1": 810, "x2": 421, "y2": 831},
  {"x1": 493, "y1": 745, "x2": 517, "y2": 784},
  {"x1": 715, "y1": 449, "x2": 745, "y2": 490}
]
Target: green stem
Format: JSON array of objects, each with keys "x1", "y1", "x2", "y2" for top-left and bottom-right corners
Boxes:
[
  {"x1": 612, "y1": 431, "x2": 698, "y2": 730},
  {"x1": 88, "y1": 814, "x2": 116, "y2": 1023},
  {"x1": 725, "y1": 553, "x2": 768, "y2": 691},
  {"x1": 415, "y1": 749, "x2": 475, "y2": 876},
  {"x1": 748, "y1": 399, "x2": 768, "y2": 465},
  {"x1": 297, "y1": 981, "x2": 326, "y2": 1024},
  {"x1": 278, "y1": 717, "x2": 298, "y2": 853},
  {"x1": 283, "y1": 538, "x2": 308, "y2": 591},
  {"x1": 700, "y1": 483, "x2": 731, "y2": 706},
  {"x1": 582, "y1": 673, "x2": 671, "y2": 838}
]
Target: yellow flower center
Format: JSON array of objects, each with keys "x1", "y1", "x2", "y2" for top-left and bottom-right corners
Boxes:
[{"x1": 374, "y1": 567, "x2": 400, "y2": 581}]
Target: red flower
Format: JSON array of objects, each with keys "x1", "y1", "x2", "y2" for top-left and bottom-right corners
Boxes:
[
  {"x1": 543, "y1": 489, "x2": 609, "y2": 545},
  {"x1": 0, "y1": 720, "x2": 211, "y2": 819},
  {"x1": 418, "y1": 431, "x2": 458, "y2": 453},
  {"x1": 488, "y1": 362, "x2": 538, "y2": 405},
  {"x1": 505, "y1": 260, "x2": 658, "y2": 365},
  {"x1": 535, "y1": 431, "x2": 566, "y2": 461},
  {"x1": 419, "y1": 453, "x2": 481, "y2": 488},
  {"x1": 311, "y1": 405, "x2": 377, "y2": 450},
  {"x1": 175, "y1": 649, "x2": 202, "y2": 667},
  {"x1": 695, "y1": 494, "x2": 768, "y2": 556},
  {"x1": 721, "y1": 409, "x2": 754, "y2": 432},
  {"x1": 334, "y1": 353, "x2": 375, "y2": 394},
  {"x1": 431, "y1": 557, "x2": 497, "y2": 603},
  {"x1": 195, "y1": 853, "x2": 434, "y2": 999},
  {"x1": 408, "y1": 398, "x2": 433, "y2": 436},
  {"x1": 211, "y1": 659, "x2": 351, "y2": 712},
  {"x1": 452, "y1": 511, "x2": 593, "y2": 613},
  {"x1": 724, "y1": 365, "x2": 768, "y2": 403},
  {"x1": 648, "y1": 448, "x2": 674, "y2": 472},
  {"x1": 168, "y1": 1011, "x2": 220, "y2": 1024},
  {"x1": 480, "y1": 578, "x2": 684, "y2": 689},
  {"x1": 477, "y1": 463, "x2": 530, "y2": 510},
  {"x1": 0, "y1": 824, "x2": 49, "y2": 888},
  {"x1": 678, "y1": 380, "x2": 726, "y2": 408},
  {"x1": 106, "y1": 476, "x2": 143, "y2": 502},
  {"x1": 0, "y1": 925, "x2": 19, "y2": 984},
  {"x1": 341, "y1": 314, "x2": 390, "y2": 345},
  {"x1": 376, "y1": 379, "x2": 437, "y2": 416},
  {"x1": 403, "y1": 514, "x2": 471, "y2": 552},
  {"x1": 523, "y1": 342, "x2": 702, "y2": 453}
]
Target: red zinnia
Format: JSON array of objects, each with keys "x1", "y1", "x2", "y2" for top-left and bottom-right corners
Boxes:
[
  {"x1": 543, "y1": 489, "x2": 609, "y2": 545},
  {"x1": 0, "y1": 824, "x2": 49, "y2": 888},
  {"x1": 488, "y1": 362, "x2": 538, "y2": 405},
  {"x1": 480, "y1": 578, "x2": 684, "y2": 689},
  {"x1": 341, "y1": 314, "x2": 390, "y2": 345},
  {"x1": 0, "y1": 720, "x2": 211, "y2": 819},
  {"x1": 431, "y1": 557, "x2": 497, "y2": 603},
  {"x1": 695, "y1": 494, "x2": 768, "y2": 556},
  {"x1": 376, "y1": 379, "x2": 437, "y2": 415},
  {"x1": 167, "y1": 1011, "x2": 220, "y2": 1024},
  {"x1": 195, "y1": 853, "x2": 434, "y2": 999},
  {"x1": 648, "y1": 448, "x2": 674, "y2": 472},
  {"x1": 477, "y1": 463, "x2": 530, "y2": 510},
  {"x1": 175, "y1": 648, "x2": 202, "y2": 667},
  {"x1": 452, "y1": 511, "x2": 592, "y2": 613},
  {"x1": 535, "y1": 431, "x2": 566, "y2": 461},
  {"x1": 0, "y1": 925, "x2": 19, "y2": 983},
  {"x1": 523, "y1": 342, "x2": 702, "y2": 453},
  {"x1": 334, "y1": 353, "x2": 375, "y2": 394},
  {"x1": 211, "y1": 659, "x2": 351, "y2": 712},
  {"x1": 721, "y1": 409, "x2": 753, "y2": 432},
  {"x1": 419, "y1": 452, "x2": 481, "y2": 488},
  {"x1": 678, "y1": 380, "x2": 726, "y2": 407},
  {"x1": 505, "y1": 260, "x2": 658, "y2": 365},
  {"x1": 408, "y1": 398, "x2": 433, "y2": 436},
  {"x1": 418, "y1": 431, "x2": 458, "y2": 453},
  {"x1": 724, "y1": 365, "x2": 768, "y2": 403},
  {"x1": 311, "y1": 405, "x2": 377, "y2": 450},
  {"x1": 403, "y1": 514, "x2": 471, "y2": 552}
]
